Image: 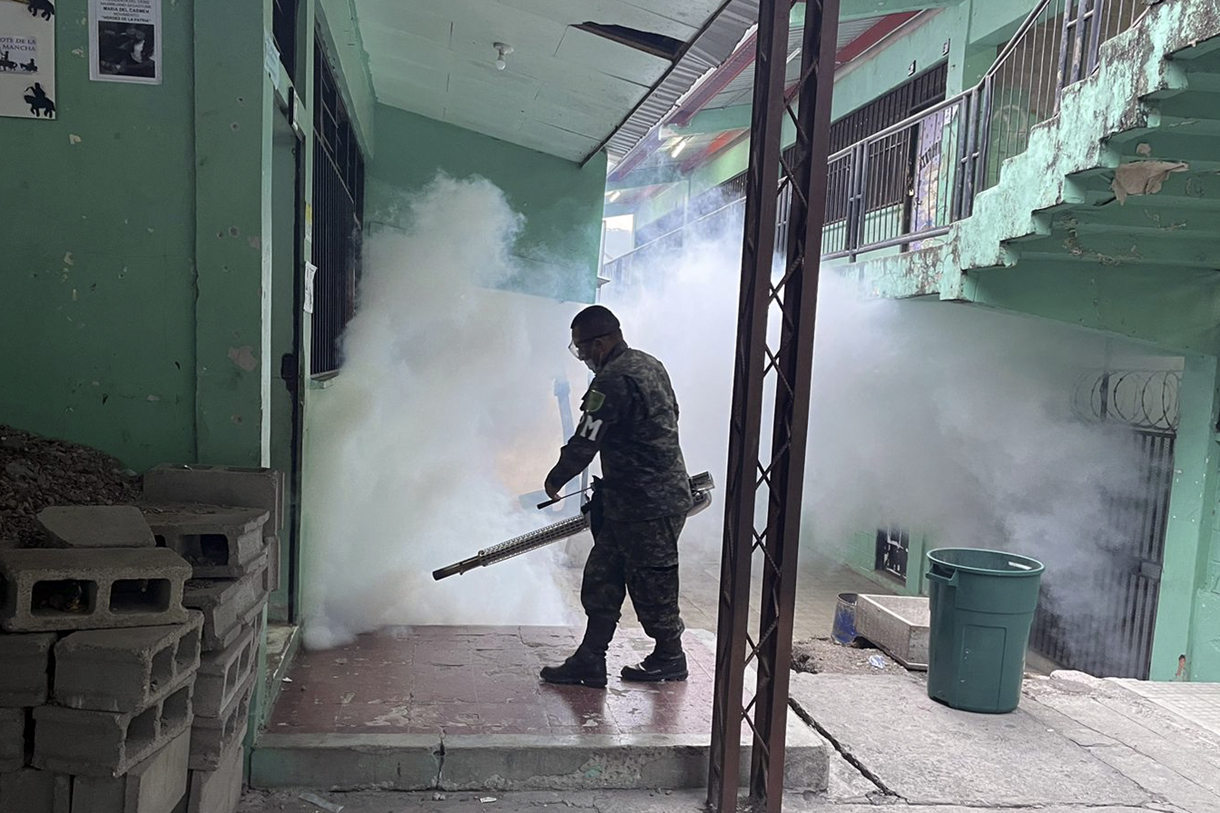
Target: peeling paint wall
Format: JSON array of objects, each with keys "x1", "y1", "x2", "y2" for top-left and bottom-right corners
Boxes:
[
  {"x1": 0, "y1": 0, "x2": 197, "y2": 471},
  {"x1": 366, "y1": 104, "x2": 607, "y2": 303}
]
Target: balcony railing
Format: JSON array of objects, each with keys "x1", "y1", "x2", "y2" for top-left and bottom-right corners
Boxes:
[{"x1": 603, "y1": 0, "x2": 1155, "y2": 283}]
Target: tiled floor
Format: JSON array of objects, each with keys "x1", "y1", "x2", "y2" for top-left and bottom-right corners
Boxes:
[
  {"x1": 268, "y1": 626, "x2": 717, "y2": 737},
  {"x1": 268, "y1": 554, "x2": 885, "y2": 740}
]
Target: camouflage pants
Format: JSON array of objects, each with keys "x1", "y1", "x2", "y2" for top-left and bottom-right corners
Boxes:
[{"x1": 581, "y1": 514, "x2": 686, "y2": 642}]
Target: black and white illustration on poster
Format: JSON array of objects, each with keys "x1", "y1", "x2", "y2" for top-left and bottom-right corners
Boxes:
[
  {"x1": 0, "y1": 34, "x2": 38, "y2": 73},
  {"x1": 89, "y1": 0, "x2": 161, "y2": 84},
  {"x1": 0, "y1": 0, "x2": 56, "y2": 120}
]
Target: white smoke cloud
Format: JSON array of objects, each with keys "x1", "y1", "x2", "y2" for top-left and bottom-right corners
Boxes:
[
  {"x1": 606, "y1": 204, "x2": 1177, "y2": 660},
  {"x1": 300, "y1": 175, "x2": 588, "y2": 650},
  {"x1": 297, "y1": 170, "x2": 1176, "y2": 671}
]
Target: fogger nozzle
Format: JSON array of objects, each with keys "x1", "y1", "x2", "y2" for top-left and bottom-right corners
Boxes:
[{"x1": 432, "y1": 472, "x2": 714, "y2": 581}]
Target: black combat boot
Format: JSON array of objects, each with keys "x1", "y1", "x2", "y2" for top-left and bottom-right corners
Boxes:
[
  {"x1": 621, "y1": 636, "x2": 688, "y2": 682},
  {"x1": 540, "y1": 617, "x2": 615, "y2": 689}
]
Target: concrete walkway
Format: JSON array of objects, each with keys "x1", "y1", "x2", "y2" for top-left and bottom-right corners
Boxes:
[{"x1": 241, "y1": 667, "x2": 1220, "y2": 813}]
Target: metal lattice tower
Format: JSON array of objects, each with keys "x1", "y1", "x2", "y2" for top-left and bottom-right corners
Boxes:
[{"x1": 707, "y1": 0, "x2": 839, "y2": 810}]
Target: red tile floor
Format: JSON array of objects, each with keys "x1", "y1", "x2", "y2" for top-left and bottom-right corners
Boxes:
[{"x1": 268, "y1": 626, "x2": 718, "y2": 738}]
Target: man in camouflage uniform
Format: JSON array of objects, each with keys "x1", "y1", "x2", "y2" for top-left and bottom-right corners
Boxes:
[{"x1": 540, "y1": 305, "x2": 693, "y2": 688}]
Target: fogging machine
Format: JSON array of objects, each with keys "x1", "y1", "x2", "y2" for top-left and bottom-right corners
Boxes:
[{"x1": 432, "y1": 472, "x2": 714, "y2": 581}]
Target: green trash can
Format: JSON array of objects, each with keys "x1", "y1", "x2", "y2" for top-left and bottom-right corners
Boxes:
[{"x1": 925, "y1": 548, "x2": 1044, "y2": 714}]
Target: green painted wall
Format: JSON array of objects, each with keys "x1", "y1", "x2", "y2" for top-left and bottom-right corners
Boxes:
[
  {"x1": 841, "y1": 530, "x2": 930, "y2": 597},
  {"x1": 965, "y1": 265, "x2": 1220, "y2": 357},
  {"x1": 193, "y1": 0, "x2": 278, "y2": 468},
  {"x1": 366, "y1": 104, "x2": 607, "y2": 302},
  {"x1": 1153, "y1": 354, "x2": 1220, "y2": 681},
  {"x1": 0, "y1": 0, "x2": 197, "y2": 472}
]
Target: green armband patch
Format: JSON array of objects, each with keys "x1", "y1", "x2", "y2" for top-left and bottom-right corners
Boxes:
[{"x1": 585, "y1": 389, "x2": 606, "y2": 413}]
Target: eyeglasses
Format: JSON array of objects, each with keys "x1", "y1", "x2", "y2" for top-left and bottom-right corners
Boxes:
[{"x1": 568, "y1": 333, "x2": 611, "y2": 360}]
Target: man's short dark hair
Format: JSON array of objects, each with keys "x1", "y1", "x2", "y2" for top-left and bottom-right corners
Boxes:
[{"x1": 571, "y1": 305, "x2": 621, "y2": 341}]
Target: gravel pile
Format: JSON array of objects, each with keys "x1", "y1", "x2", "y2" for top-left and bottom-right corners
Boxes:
[{"x1": 0, "y1": 425, "x2": 141, "y2": 547}]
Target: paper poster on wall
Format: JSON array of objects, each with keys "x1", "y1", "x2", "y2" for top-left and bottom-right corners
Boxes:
[
  {"x1": 0, "y1": 0, "x2": 57, "y2": 120},
  {"x1": 88, "y1": 0, "x2": 161, "y2": 85},
  {"x1": 304, "y1": 262, "x2": 318, "y2": 314}
]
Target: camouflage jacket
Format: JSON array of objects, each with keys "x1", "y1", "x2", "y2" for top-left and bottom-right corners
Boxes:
[{"x1": 546, "y1": 342, "x2": 693, "y2": 521}]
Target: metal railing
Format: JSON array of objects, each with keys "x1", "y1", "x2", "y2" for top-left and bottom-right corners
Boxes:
[
  {"x1": 604, "y1": 0, "x2": 1156, "y2": 278},
  {"x1": 822, "y1": 90, "x2": 972, "y2": 259}
]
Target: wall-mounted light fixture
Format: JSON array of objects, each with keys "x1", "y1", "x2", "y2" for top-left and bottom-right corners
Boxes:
[{"x1": 494, "y1": 42, "x2": 514, "y2": 71}]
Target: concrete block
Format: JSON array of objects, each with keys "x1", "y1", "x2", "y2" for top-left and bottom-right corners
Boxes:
[
  {"x1": 185, "y1": 732, "x2": 243, "y2": 813},
  {"x1": 188, "y1": 674, "x2": 253, "y2": 772},
  {"x1": 55, "y1": 614, "x2": 203, "y2": 713},
  {"x1": 0, "y1": 707, "x2": 28, "y2": 773},
  {"x1": 142, "y1": 466, "x2": 283, "y2": 535},
  {"x1": 71, "y1": 729, "x2": 190, "y2": 813},
  {"x1": 140, "y1": 507, "x2": 269, "y2": 580},
  {"x1": 195, "y1": 628, "x2": 255, "y2": 719},
  {"x1": 0, "y1": 633, "x2": 57, "y2": 707},
  {"x1": 33, "y1": 675, "x2": 194, "y2": 778},
  {"x1": 37, "y1": 507, "x2": 156, "y2": 549},
  {"x1": 183, "y1": 554, "x2": 269, "y2": 652},
  {"x1": 0, "y1": 549, "x2": 191, "y2": 634},
  {"x1": 264, "y1": 535, "x2": 279, "y2": 594},
  {"x1": 855, "y1": 594, "x2": 930, "y2": 670},
  {"x1": 0, "y1": 769, "x2": 72, "y2": 813}
]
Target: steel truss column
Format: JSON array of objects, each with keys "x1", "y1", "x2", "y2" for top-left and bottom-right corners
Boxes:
[{"x1": 708, "y1": 1, "x2": 839, "y2": 812}]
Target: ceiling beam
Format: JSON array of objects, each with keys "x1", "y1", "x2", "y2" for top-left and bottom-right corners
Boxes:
[
  {"x1": 669, "y1": 104, "x2": 752, "y2": 135},
  {"x1": 680, "y1": 128, "x2": 748, "y2": 173},
  {"x1": 833, "y1": 12, "x2": 919, "y2": 63},
  {"x1": 837, "y1": 0, "x2": 961, "y2": 21},
  {"x1": 606, "y1": 164, "x2": 688, "y2": 190}
]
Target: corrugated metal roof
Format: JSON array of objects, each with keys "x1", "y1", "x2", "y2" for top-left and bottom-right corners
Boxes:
[
  {"x1": 599, "y1": 9, "x2": 890, "y2": 168},
  {"x1": 597, "y1": 0, "x2": 759, "y2": 164}
]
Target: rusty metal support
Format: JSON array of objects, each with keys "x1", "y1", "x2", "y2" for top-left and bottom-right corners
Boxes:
[{"x1": 707, "y1": 0, "x2": 838, "y2": 811}]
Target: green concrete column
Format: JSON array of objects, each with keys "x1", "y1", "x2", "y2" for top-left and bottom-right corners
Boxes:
[
  {"x1": 1151, "y1": 354, "x2": 1220, "y2": 680},
  {"x1": 194, "y1": 0, "x2": 275, "y2": 466}
]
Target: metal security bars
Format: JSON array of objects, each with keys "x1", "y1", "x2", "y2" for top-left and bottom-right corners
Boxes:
[
  {"x1": 875, "y1": 526, "x2": 911, "y2": 582},
  {"x1": 310, "y1": 38, "x2": 365, "y2": 376},
  {"x1": 822, "y1": 90, "x2": 971, "y2": 259},
  {"x1": 708, "y1": 0, "x2": 838, "y2": 810},
  {"x1": 1031, "y1": 367, "x2": 1179, "y2": 680},
  {"x1": 272, "y1": 0, "x2": 299, "y2": 79},
  {"x1": 1029, "y1": 430, "x2": 1173, "y2": 680}
]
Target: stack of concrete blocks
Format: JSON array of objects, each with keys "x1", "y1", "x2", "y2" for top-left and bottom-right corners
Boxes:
[
  {"x1": 141, "y1": 465, "x2": 283, "y2": 813},
  {"x1": 0, "y1": 506, "x2": 200, "y2": 813}
]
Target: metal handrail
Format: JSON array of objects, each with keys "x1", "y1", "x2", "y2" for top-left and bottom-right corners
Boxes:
[
  {"x1": 988, "y1": 0, "x2": 1057, "y2": 79},
  {"x1": 826, "y1": 89, "x2": 972, "y2": 164}
]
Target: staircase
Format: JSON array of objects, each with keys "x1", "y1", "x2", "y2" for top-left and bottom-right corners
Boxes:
[{"x1": 856, "y1": 0, "x2": 1220, "y2": 354}]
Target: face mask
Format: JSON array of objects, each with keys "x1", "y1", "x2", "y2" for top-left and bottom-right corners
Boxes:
[{"x1": 584, "y1": 357, "x2": 599, "y2": 373}]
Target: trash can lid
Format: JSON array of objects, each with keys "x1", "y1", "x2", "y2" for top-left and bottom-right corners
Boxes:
[{"x1": 927, "y1": 547, "x2": 1044, "y2": 577}]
